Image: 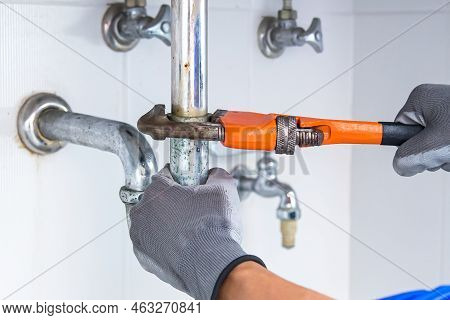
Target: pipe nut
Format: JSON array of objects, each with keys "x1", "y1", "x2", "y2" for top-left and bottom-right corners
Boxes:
[
  {"x1": 126, "y1": 0, "x2": 146, "y2": 8},
  {"x1": 120, "y1": 186, "x2": 144, "y2": 205},
  {"x1": 278, "y1": 9, "x2": 297, "y2": 20}
]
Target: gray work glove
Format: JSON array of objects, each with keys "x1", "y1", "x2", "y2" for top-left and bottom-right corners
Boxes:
[
  {"x1": 394, "y1": 84, "x2": 450, "y2": 177},
  {"x1": 129, "y1": 165, "x2": 264, "y2": 300}
]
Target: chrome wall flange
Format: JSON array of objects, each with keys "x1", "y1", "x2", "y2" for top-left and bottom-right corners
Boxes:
[
  {"x1": 102, "y1": 1, "x2": 171, "y2": 53},
  {"x1": 17, "y1": 93, "x2": 71, "y2": 155},
  {"x1": 257, "y1": 17, "x2": 285, "y2": 59},
  {"x1": 102, "y1": 3, "x2": 139, "y2": 52}
]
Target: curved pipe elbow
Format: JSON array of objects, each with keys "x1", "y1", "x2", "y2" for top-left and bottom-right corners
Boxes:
[
  {"x1": 111, "y1": 122, "x2": 157, "y2": 192},
  {"x1": 38, "y1": 109, "x2": 157, "y2": 196},
  {"x1": 17, "y1": 93, "x2": 157, "y2": 205}
]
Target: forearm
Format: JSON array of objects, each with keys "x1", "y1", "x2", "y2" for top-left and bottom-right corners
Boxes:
[{"x1": 218, "y1": 261, "x2": 332, "y2": 300}]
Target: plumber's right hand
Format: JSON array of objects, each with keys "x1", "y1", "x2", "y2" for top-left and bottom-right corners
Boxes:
[
  {"x1": 128, "y1": 165, "x2": 265, "y2": 300},
  {"x1": 394, "y1": 84, "x2": 450, "y2": 176}
]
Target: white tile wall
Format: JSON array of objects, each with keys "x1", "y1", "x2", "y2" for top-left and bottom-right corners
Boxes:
[
  {"x1": 4, "y1": 0, "x2": 445, "y2": 301},
  {"x1": 350, "y1": 1, "x2": 450, "y2": 299},
  {"x1": 0, "y1": 0, "x2": 355, "y2": 299},
  {"x1": 0, "y1": 1, "x2": 128, "y2": 299},
  {"x1": 354, "y1": 0, "x2": 450, "y2": 13}
]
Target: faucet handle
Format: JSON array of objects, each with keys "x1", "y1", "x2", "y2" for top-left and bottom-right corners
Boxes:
[
  {"x1": 140, "y1": 4, "x2": 171, "y2": 46},
  {"x1": 102, "y1": 2, "x2": 171, "y2": 52},
  {"x1": 298, "y1": 17, "x2": 323, "y2": 53},
  {"x1": 303, "y1": 18, "x2": 323, "y2": 53}
]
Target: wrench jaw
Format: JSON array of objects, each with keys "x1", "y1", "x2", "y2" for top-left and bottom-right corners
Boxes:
[{"x1": 137, "y1": 105, "x2": 225, "y2": 142}]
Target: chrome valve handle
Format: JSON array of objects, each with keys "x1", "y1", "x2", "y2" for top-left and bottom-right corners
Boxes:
[
  {"x1": 292, "y1": 17, "x2": 323, "y2": 53},
  {"x1": 138, "y1": 5, "x2": 171, "y2": 45}
]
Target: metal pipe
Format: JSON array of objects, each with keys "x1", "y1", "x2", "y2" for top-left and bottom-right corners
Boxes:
[
  {"x1": 38, "y1": 109, "x2": 157, "y2": 198},
  {"x1": 170, "y1": 0, "x2": 209, "y2": 186}
]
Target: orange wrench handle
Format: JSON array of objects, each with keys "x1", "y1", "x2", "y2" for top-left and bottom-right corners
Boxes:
[
  {"x1": 218, "y1": 111, "x2": 424, "y2": 151},
  {"x1": 298, "y1": 117, "x2": 383, "y2": 145}
]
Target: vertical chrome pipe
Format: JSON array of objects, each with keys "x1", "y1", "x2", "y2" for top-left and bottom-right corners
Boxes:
[{"x1": 170, "y1": 0, "x2": 209, "y2": 186}]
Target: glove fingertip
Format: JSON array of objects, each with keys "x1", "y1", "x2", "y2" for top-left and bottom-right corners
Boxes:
[
  {"x1": 395, "y1": 111, "x2": 423, "y2": 125},
  {"x1": 395, "y1": 84, "x2": 431, "y2": 126},
  {"x1": 160, "y1": 164, "x2": 173, "y2": 176},
  {"x1": 441, "y1": 163, "x2": 450, "y2": 172},
  {"x1": 208, "y1": 167, "x2": 230, "y2": 176},
  {"x1": 153, "y1": 165, "x2": 175, "y2": 181},
  {"x1": 206, "y1": 168, "x2": 234, "y2": 184},
  {"x1": 393, "y1": 153, "x2": 421, "y2": 177}
]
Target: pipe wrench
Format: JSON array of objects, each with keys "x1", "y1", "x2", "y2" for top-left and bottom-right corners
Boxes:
[{"x1": 138, "y1": 105, "x2": 423, "y2": 155}]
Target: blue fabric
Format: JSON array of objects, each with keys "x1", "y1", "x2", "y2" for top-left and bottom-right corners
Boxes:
[{"x1": 380, "y1": 285, "x2": 450, "y2": 300}]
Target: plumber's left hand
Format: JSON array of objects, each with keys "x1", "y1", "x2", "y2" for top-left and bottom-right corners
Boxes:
[{"x1": 128, "y1": 165, "x2": 265, "y2": 300}]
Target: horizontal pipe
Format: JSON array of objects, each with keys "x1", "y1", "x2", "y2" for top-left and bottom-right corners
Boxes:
[{"x1": 38, "y1": 109, "x2": 157, "y2": 193}]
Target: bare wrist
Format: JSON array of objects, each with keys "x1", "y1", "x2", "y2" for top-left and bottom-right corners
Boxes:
[
  {"x1": 218, "y1": 261, "x2": 332, "y2": 300},
  {"x1": 218, "y1": 261, "x2": 266, "y2": 300}
]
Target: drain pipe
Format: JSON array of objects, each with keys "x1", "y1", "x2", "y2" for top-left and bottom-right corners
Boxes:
[
  {"x1": 170, "y1": 0, "x2": 209, "y2": 186},
  {"x1": 17, "y1": 93, "x2": 158, "y2": 210}
]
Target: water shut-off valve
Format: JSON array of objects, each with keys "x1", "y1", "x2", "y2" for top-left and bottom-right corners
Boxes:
[
  {"x1": 258, "y1": 0, "x2": 323, "y2": 58},
  {"x1": 102, "y1": 0, "x2": 171, "y2": 52}
]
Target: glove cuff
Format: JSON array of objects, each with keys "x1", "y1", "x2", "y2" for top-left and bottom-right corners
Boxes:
[
  {"x1": 210, "y1": 255, "x2": 266, "y2": 300},
  {"x1": 182, "y1": 233, "x2": 265, "y2": 300}
]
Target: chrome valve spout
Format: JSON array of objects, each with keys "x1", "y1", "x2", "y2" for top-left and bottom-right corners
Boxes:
[{"x1": 232, "y1": 153, "x2": 301, "y2": 248}]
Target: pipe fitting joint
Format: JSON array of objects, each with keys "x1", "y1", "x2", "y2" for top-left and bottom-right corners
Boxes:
[{"x1": 17, "y1": 93, "x2": 158, "y2": 206}]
